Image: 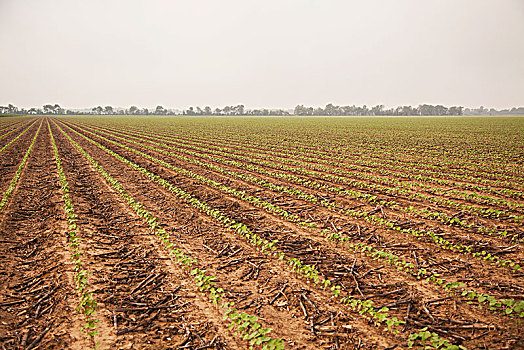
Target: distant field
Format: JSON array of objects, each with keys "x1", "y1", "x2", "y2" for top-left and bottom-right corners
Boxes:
[{"x1": 0, "y1": 116, "x2": 522, "y2": 349}]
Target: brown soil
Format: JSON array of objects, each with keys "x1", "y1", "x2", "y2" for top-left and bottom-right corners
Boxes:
[{"x1": 1, "y1": 117, "x2": 522, "y2": 350}]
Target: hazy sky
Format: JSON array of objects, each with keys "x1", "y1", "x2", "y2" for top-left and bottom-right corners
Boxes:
[{"x1": 1, "y1": 0, "x2": 523, "y2": 110}]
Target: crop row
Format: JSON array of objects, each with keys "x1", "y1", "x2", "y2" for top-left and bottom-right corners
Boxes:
[
  {"x1": 0, "y1": 120, "x2": 36, "y2": 155},
  {"x1": 94, "y1": 119, "x2": 522, "y2": 185},
  {"x1": 75, "y1": 122, "x2": 523, "y2": 226},
  {"x1": 53, "y1": 120, "x2": 285, "y2": 350},
  {"x1": 0, "y1": 121, "x2": 15, "y2": 132},
  {"x1": 47, "y1": 119, "x2": 99, "y2": 347},
  {"x1": 87, "y1": 122, "x2": 523, "y2": 241},
  {"x1": 171, "y1": 122, "x2": 523, "y2": 179},
  {"x1": 98, "y1": 121, "x2": 523, "y2": 191},
  {"x1": 57, "y1": 119, "x2": 467, "y2": 349},
  {"x1": 67, "y1": 121, "x2": 522, "y2": 269},
  {"x1": 155, "y1": 129, "x2": 523, "y2": 197},
  {"x1": 0, "y1": 120, "x2": 28, "y2": 141},
  {"x1": 0, "y1": 120, "x2": 42, "y2": 213},
  {"x1": 153, "y1": 130, "x2": 524, "y2": 206},
  {"x1": 66, "y1": 121, "x2": 524, "y2": 320},
  {"x1": 0, "y1": 119, "x2": 26, "y2": 135}
]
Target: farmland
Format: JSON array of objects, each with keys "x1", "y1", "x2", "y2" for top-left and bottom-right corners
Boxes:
[{"x1": 0, "y1": 115, "x2": 522, "y2": 349}]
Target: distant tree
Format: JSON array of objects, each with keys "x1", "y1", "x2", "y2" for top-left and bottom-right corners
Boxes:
[
  {"x1": 155, "y1": 105, "x2": 166, "y2": 115},
  {"x1": 371, "y1": 105, "x2": 384, "y2": 116},
  {"x1": 448, "y1": 106, "x2": 463, "y2": 116},
  {"x1": 324, "y1": 103, "x2": 337, "y2": 116},
  {"x1": 236, "y1": 104, "x2": 245, "y2": 115},
  {"x1": 43, "y1": 104, "x2": 54, "y2": 114},
  {"x1": 510, "y1": 107, "x2": 524, "y2": 114},
  {"x1": 396, "y1": 106, "x2": 417, "y2": 115},
  {"x1": 313, "y1": 107, "x2": 323, "y2": 115},
  {"x1": 434, "y1": 105, "x2": 448, "y2": 115},
  {"x1": 7, "y1": 104, "x2": 18, "y2": 114},
  {"x1": 0, "y1": 102, "x2": 482, "y2": 117},
  {"x1": 128, "y1": 106, "x2": 138, "y2": 115},
  {"x1": 92, "y1": 106, "x2": 103, "y2": 115},
  {"x1": 417, "y1": 104, "x2": 434, "y2": 116},
  {"x1": 293, "y1": 103, "x2": 469, "y2": 116},
  {"x1": 340, "y1": 106, "x2": 353, "y2": 116},
  {"x1": 184, "y1": 107, "x2": 195, "y2": 115},
  {"x1": 53, "y1": 104, "x2": 64, "y2": 114},
  {"x1": 294, "y1": 105, "x2": 305, "y2": 115}
]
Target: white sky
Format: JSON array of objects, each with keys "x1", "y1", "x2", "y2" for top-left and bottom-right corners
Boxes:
[{"x1": 1, "y1": 0, "x2": 523, "y2": 110}]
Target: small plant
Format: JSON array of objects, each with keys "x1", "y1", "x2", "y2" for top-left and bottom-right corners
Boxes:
[
  {"x1": 55, "y1": 120, "x2": 284, "y2": 349},
  {"x1": 48, "y1": 120, "x2": 99, "y2": 347},
  {"x1": 408, "y1": 328, "x2": 466, "y2": 349},
  {"x1": 0, "y1": 121, "x2": 42, "y2": 213}
]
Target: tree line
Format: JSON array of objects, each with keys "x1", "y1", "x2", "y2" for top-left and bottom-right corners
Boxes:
[
  {"x1": 182, "y1": 105, "x2": 290, "y2": 116},
  {"x1": 294, "y1": 104, "x2": 465, "y2": 116},
  {"x1": 1, "y1": 103, "x2": 523, "y2": 116}
]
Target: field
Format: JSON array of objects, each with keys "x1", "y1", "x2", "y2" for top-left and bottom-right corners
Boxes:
[{"x1": 0, "y1": 115, "x2": 522, "y2": 350}]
